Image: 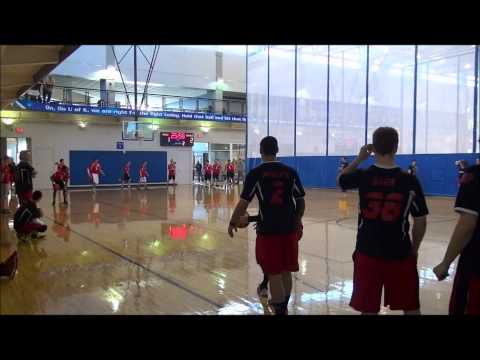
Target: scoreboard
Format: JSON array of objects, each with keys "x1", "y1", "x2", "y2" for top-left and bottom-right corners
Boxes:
[{"x1": 160, "y1": 132, "x2": 194, "y2": 147}]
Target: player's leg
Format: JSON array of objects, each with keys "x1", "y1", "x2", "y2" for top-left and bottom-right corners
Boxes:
[
  {"x1": 281, "y1": 271, "x2": 293, "y2": 307},
  {"x1": 349, "y1": 251, "x2": 383, "y2": 315},
  {"x1": 52, "y1": 188, "x2": 57, "y2": 205},
  {"x1": 383, "y1": 255, "x2": 421, "y2": 315}
]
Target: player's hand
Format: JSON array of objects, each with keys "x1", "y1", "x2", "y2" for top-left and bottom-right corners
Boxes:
[
  {"x1": 411, "y1": 247, "x2": 419, "y2": 261},
  {"x1": 357, "y1": 144, "x2": 373, "y2": 162},
  {"x1": 237, "y1": 215, "x2": 249, "y2": 228},
  {"x1": 433, "y1": 262, "x2": 450, "y2": 281},
  {"x1": 228, "y1": 224, "x2": 238, "y2": 238}
]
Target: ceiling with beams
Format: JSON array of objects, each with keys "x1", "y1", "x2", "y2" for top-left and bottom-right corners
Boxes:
[{"x1": 0, "y1": 45, "x2": 79, "y2": 110}]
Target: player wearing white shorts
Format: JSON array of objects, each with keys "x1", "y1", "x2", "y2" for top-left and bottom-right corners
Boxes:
[{"x1": 87, "y1": 160, "x2": 104, "y2": 191}]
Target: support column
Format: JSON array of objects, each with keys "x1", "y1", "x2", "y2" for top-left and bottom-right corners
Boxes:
[{"x1": 214, "y1": 51, "x2": 224, "y2": 114}]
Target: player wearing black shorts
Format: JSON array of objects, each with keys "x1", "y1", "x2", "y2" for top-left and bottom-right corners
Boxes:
[
  {"x1": 434, "y1": 164, "x2": 480, "y2": 315},
  {"x1": 338, "y1": 127, "x2": 429, "y2": 315},
  {"x1": 228, "y1": 136, "x2": 305, "y2": 316},
  {"x1": 121, "y1": 161, "x2": 131, "y2": 189}
]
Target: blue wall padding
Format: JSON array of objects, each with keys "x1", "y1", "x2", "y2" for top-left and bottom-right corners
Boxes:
[
  {"x1": 248, "y1": 153, "x2": 478, "y2": 196},
  {"x1": 70, "y1": 150, "x2": 167, "y2": 185}
]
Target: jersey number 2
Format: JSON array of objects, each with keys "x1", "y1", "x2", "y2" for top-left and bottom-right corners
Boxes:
[{"x1": 270, "y1": 181, "x2": 284, "y2": 205}]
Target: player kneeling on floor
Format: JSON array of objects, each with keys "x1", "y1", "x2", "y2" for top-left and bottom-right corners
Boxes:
[
  {"x1": 14, "y1": 190, "x2": 47, "y2": 241},
  {"x1": 337, "y1": 127, "x2": 429, "y2": 315},
  {"x1": 228, "y1": 136, "x2": 306, "y2": 316}
]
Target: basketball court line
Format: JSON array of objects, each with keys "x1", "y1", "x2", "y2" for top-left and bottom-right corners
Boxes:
[{"x1": 43, "y1": 213, "x2": 223, "y2": 309}]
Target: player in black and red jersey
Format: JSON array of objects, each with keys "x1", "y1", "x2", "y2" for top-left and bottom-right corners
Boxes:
[
  {"x1": 204, "y1": 160, "x2": 213, "y2": 187},
  {"x1": 433, "y1": 163, "x2": 480, "y2": 315},
  {"x1": 228, "y1": 136, "x2": 305, "y2": 316},
  {"x1": 226, "y1": 160, "x2": 235, "y2": 187},
  {"x1": 338, "y1": 127, "x2": 429, "y2": 315}
]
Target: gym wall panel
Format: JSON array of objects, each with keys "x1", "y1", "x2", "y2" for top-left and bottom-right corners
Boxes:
[
  {"x1": 70, "y1": 150, "x2": 167, "y2": 186},
  {"x1": 247, "y1": 154, "x2": 478, "y2": 196}
]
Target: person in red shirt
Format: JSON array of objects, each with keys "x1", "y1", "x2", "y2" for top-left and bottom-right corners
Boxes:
[
  {"x1": 168, "y1": 159, "x2": 176, "y2": 185},
  {"x1": 139, "y1": 161, "x2": 149, "y2": 190},
  {"x1": 213, "y1": 160, "x2": 221, "y2": 186},
  {"x1": 121, "y1": 161, "x2": 131, "y2": 189},
  {"x1": 87, "y1": 159, "x2": 104, "y2": 191},
  {"x1": 204, "y1": 160, "x2": 213, "y2": 187},
  {"x1": 226, "y1": 160, "x2": 235, "y2": 187},
  {"x1": 51, "y1": 165, "x2": 68, "y2": 206},
  {"x1": 1, "y1": 156, "x2": 12, "y2": 213}
]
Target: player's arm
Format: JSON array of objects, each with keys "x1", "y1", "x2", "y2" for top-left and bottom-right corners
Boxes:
[
  {"x1": 336, "y1": 144, "x2": 372, "y2": 188},
  {"x1": 228, "y1": 171, "x2": 256, "y2": 237},
  {"x1": 410, "y1": 177, "x2": 429, "y2": 257},
  {"x1": 433, "y1": 173, "x2": 479, "y2": 280},
  {"x1": 411, "y1": 216, "x2": 427, "y2": 257},
  {"x1": 433, "y1": 213, "x2": 477, "y2": 280}
]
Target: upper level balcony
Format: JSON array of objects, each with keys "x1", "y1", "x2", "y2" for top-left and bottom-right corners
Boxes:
[{"x1": 15, "y1": 85, "x2": 247, "y2": 123}]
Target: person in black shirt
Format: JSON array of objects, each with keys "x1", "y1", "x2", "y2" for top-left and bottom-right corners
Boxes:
[
  {"x1": 338, "y1": 127, "x2": 428, "y2": 315},
  {"x1": 228, "y1": 136, "x2": 306, "y2": 315},
  {"x1": 433, "y1": 165, "x2": 480, "y2": 315},
  {"x1": 407, "y1": 160, "x2": 417, "y2": 176},
  {"x1": 14, "y1": 151, "x2": 36, "y2": 205},
  {"x1": 14, "y1": 190, "x2": 47, "y2": 241},
  {"x1": 456, "y1": 160, "x2": 468, "y2": 182}
]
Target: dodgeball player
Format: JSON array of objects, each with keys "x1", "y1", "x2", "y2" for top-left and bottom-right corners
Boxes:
[
  {"x1": 407, "y1": 160, "x2": 417, "y2": 176},
  {"x1": 15, "y1": 151, "x2": 37, "y2": 205},
  {"x1": 121, "y1": 161, "x2": 131, "y2": 189},
  {"x1": 139, "y1": 161, "x2": 149, "y2": 190},
  {"x1": 87, "y1": 159, "x2": 104, "y2": 191},
  {"x1": 168, "y1": 159, "x2": 176, "y2": 185},
  {"x1": 433, "y1": 161, "x2": 480, "y2": 315},
  {"x1": 204, "y1": 160, "x2": 213, "y2": 186},
  {"x1": 228, "y1": 136, "x2": 306, "y2": 316},
  {"x1": 14, "y1": 190, "x2": 47, "y2": 241},
  {"x1": 213, "y1": 160, "x2": 221, "y2": 186},
  {"x1": 51, "y1": 166, "x2": 68, "y2": 205},
  {"x1": 226, "y1": 160, "x2": 235, "y2": 187},
  {"x1": 338, "y1": 127, "x2": 429, "y2": 315}
]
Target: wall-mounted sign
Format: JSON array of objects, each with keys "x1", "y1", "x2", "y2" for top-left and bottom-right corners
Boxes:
[
  {"x1": 116, "y1": 141, "x2": 124, "y2": 150},
  {"x1": 15, "y1": 99, "x2": 247, "y2": 123}
]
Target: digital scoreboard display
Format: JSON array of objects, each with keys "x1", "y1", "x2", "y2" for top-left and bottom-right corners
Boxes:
[{"x1": 160, "y1": 132, "x2": 194, "y2": 147}]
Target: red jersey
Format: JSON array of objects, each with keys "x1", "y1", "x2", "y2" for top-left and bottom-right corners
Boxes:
[
  {"x1": 89, "y1": 163, "x2": 101, "y2": 174},
  {"x1": 226, "y1": 163, "x2": 235, "y2": 173},
  {"x1": 51, "y1": 170, "x2": 64, "y2": 182},
  {"x1": 1, "y1": 164, "x2": 11, "y2": 184},
  {"x1": 205, "y1": 164, "x2": 213, "y2": 175},
  {"x1": 213, "y1": 164, "x2": 221, "y2": 175},
  {"x1": 140, "y1": 165, "x2": 148, "y2": 177},
  {"x1": 168, "y1": 163, "x2": 176, "y2": 176},
  {"x1": 58, "y1": 164, "x2": 69, "y2": 180}
]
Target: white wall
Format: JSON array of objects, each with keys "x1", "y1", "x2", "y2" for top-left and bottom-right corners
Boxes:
[{"x1": 1, "y1": 118, "x2": 245, "y2": 190}]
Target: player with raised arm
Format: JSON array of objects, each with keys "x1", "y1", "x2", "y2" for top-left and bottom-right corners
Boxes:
[
  {"x1": 228, "y1": 136, "x2": 305, "y2": 316},
  {"x1": 337, "y1": 127, "x2": 429, "y2": 315}
]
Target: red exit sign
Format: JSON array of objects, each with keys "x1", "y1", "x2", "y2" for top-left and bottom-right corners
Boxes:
[{"x1": 15, "y1": 127, "x2": 24, "y2": 134}]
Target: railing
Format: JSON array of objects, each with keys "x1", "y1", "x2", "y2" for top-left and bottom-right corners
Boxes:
[{"x1": 22, "y1": 84, "x2": 247, "y2": 116}]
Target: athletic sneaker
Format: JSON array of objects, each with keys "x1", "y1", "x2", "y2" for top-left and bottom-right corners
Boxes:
[
  {"x1": 257, "y1": 284, "x2": 273, "y2": 315},
  {"x1": 16, "y1": 232, "x2": 28, "y2": 242},
  {"x1": 31, "y1": 232, "x2": 46, "y2": 240}
]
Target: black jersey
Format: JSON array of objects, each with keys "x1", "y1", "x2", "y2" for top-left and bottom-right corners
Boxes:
[
  {"x1": 339, "y1": 164, "x2": 429, "y2": 259},
  {"x1": 14, "y1": 201, "x2": 41, "y2": 231},
  {"x1": 240, "y1": 161, "x2": 305, "y2": 235},
  {"x1": 14, "y1": 161, "x2": 35, "y2": 194},
  {"x1": 454, "y1": 165, "x2": 480, "y2": 277}
]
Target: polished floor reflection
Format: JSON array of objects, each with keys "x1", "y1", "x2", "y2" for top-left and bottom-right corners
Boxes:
[{"x1": 0, "y1": 185, "x2": 458, "y2": 315}]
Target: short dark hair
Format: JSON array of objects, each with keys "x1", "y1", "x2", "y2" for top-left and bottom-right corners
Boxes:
[
  {"x1": 32, "y1": 191, "x2": 42, "y2": 201},
  {"x1": 60, "y1": 159, "x2": 64, "y2": 162},
  {"x1": 260, "y1": 136, "x2": 279, "y2": 156},
  {"x1": 372, "y1": 127, "x2": 398, "y2": 155}
]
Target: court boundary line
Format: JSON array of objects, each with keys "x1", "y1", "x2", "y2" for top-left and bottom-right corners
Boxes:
[{"x1": 43, "y1": 213, "x2": 223, "y2": 309}]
